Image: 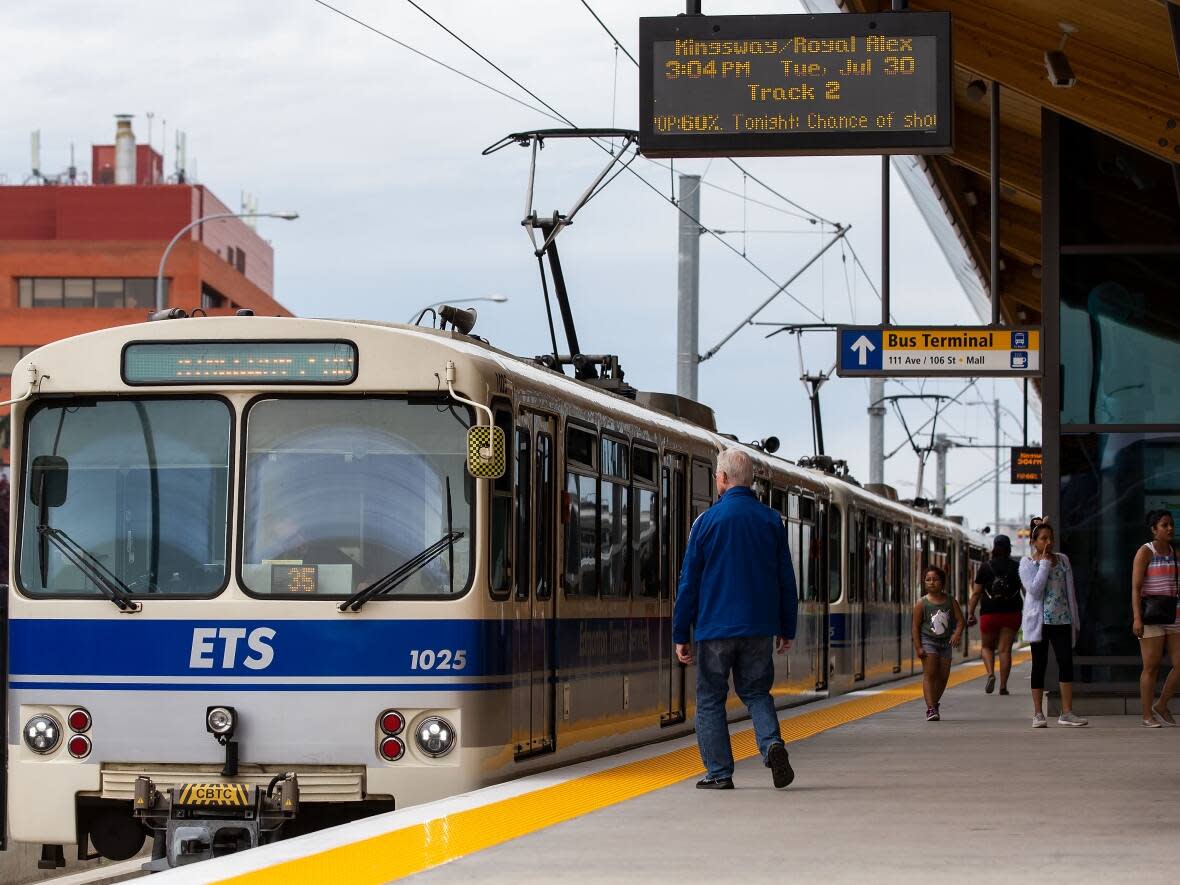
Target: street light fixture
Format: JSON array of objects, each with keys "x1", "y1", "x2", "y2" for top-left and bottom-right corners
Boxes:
[
  {"x1": 155, "y1": 211, "x2": 299, "y2": 310},
  {"x1": 407, "y1": 294, "x2": 508, "y2": 324}
]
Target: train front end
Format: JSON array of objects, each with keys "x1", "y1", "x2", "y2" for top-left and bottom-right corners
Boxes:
[{"x1": 5, "y1": 318, "x2": 499, "y2": 867}]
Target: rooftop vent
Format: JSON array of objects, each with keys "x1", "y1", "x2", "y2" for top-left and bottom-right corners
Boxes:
[{"x1": 634, "y1": 392, "x2": 716, "y2": 432}]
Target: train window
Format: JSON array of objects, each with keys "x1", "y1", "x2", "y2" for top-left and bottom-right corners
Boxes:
[
  {"x1": 635, "y1": 487, "x2": 659, "y2": 598},
  {"x1": 535, "y1": 433, "x2": 554, "y2": 600},
  {"x1": 489, "y1": 407, "x2": 512, "y2": 599},
  {"x1": 567, "y1": 425, "x2": 596, "y2": 468},
  {"x1": 828, "y1": 504, "x2": 843, "y2": 603},
  {"x1": 770, "y1": 488, "x2": 787, "y2": 517},
  {"x1": 632, "y1": 446, "x2": 657, "y2": 484},
  {"x1": 515, "y1": 429, "x2": 532, "y2": 600},
  {"x1": 601, "y1": 436, "x2": 629, "y2": 480},
  {"x1": 600, "y1": 477, "x2": 630, "y2": 597},
  {"x1": 797, "y1": 521, "x2": 812, "y2": 601},
  {"x1": 691, "y1": 459, "x2": 713, "y2": 504},
  {"x1": 563, "y1": 471, "x2": 598, "y2": 597},
  {"x1": 788, "y1": 491, "x2": 800, "y2": 520},
  {"x1": 798, "y1": 495, "x2": 816, "y2": 523}
]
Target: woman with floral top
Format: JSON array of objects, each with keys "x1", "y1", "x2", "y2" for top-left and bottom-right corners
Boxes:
[{"x1": 1019, "y1": 520, "x2": 1088, "y2": 729}]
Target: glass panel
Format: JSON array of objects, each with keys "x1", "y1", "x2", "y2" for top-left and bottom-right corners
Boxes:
[
  {"x1": 490, "y1": 495, "x2": 510, "y2": 597},
  {"x1": 94, "y1": 278, "x2": 124, "y2": 308},
  {"x1": 635, "y1": 487, "x2": 659, "y2": 598},
  {"x1": 124, "y1": 279, "x2": 155, "y2": 308},
  {"x1": 828, "y1": 505, "x2": 842, "y2": 603},
  {"x1": 1061, "y1": 254, "x2": 1180, "y2": 424},
  {"x1": 600, "y1": 437, "x2": 628, "y2": 480},
  {"x1": 19, "y1": 278, "x2": 33, "y2": 307},
  {"x1": 632, "y1": 447, "x2": 656, "y2": 484},
  {"x1": 63, "y1": 278, "x2": 93, "y2": 307},
  {"x1": 1060, "y1": 432, "x2": 1180, "y2": 674},
  {"x1": 18, "y1": 399, "x2": 231, "y2": 596},
  {"x1": 563, "y1": 471, "x2": 597, "y2": 596},
  {"x1": 1060, "y1": 117, "x2": 1180, "y2": 246},
  {"x1": 241, "y1": 398, "x2": 472, "y2": 597},
  {"x1": 535, "y1": 433, "x2": 554, "y2": 600},
  {"x1": 692, "y1": 459, "x2": 713, "y2": 503},
  {"x1": 566, "y1": 426, "x2": 595, "y2": 467},
  {"x1": 599, "y1": 480, "x2": 629, "y2": 596},
  {"x1": 32, "y1": 278, "x2": 63, "y2": 308},
  {"x1": 515, "y1": 428, "x2": 531, "y2": 599}
]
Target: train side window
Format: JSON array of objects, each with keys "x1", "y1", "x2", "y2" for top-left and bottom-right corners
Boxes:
[
  {"x1": 600, "y1": 436, "x2": 630, "y2": 597},
  {"x1": 535, "y1": 433, "x2": 554, "y2": 600},
  {"x1": 798, "y1": 495, "x2": 816, "y2": 523},
  {"x1": 828, "y1": 504, "x2": 843, "y2": 603},
  {"x1": 770, "y1": 488, "x2": 787, "y2": 518},
  {"x1": 787, "y1": 491, "x2": 800, "y2": 520},
  {"x1": 634, "y1": 446, "x2": 659, "y2": 599},
  {"x1": 489, "y1": 406, "x2": 513, "y2": 599},
  {"x1": 515, "y1": 428, "x2": 532, "y2": 600},
  {"x1": 563, "y1": 424, "x2": 598, "y2": 597},
  {"x1": 690, "y1": 458, "x2": 713, "y2": 520}
]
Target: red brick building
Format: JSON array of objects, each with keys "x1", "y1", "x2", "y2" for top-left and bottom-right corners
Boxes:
[{"x1": 1, "y1": 117, "x2": 293, "y2": 468}]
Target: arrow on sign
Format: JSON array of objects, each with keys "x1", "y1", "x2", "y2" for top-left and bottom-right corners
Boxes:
[{"x1": 850, "y1": 334, "x2": 876, "y2": 366}]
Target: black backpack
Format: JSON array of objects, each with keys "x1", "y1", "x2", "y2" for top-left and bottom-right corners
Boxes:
[{"x1": 985, "y1": 563, "x2": 1021, "y2": 601}]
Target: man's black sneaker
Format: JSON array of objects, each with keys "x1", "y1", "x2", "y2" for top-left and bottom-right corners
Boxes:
[
  {"x1": 695, "y1": 777, "x2": 734, "y2": 790},
  {"x1": 767, "y1": 743, "x2": 794, "y2": 789}
]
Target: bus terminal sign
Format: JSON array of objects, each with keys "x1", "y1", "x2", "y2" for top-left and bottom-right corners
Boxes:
[
  {"x1": 639, "y1": 11, "x2": 953, "y2": 158},
  {"x1": 835, "y1": 326, "x2": 1041, "y2": 377}
]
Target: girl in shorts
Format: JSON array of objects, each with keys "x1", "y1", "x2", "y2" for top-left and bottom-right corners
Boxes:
[
  {"x1": 911, "y1": 565, "x2": 965, "y2": 721},
  {"x1": 1131, "y1": 509, "x2": 1180, "y2": 727}
]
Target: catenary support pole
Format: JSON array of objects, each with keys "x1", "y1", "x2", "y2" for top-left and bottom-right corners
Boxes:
[
  {"x1": 869, "y1": 378, "x2": 885, "y2": 485},
  {"x1": 881, "y1": 157, "x2": 890, "y2": 326},
  {"x1": 935, "y1": 434, "x2": 948, "y2": 512},
  {"x1": 677, "y1": 174, "x2": 701, "y2": 400},
  {"x1": 994, "y1": 398, "x2": 1001, "y2": 531}
]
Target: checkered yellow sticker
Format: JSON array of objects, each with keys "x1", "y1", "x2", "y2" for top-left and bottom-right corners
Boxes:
[{"x1": 467, "y1": 426, "x2": 505, "y2": 479}]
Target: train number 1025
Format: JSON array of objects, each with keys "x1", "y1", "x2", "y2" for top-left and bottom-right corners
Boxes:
[{"x1": 409, "y1": 649, "x2": 468, "y2": 671}]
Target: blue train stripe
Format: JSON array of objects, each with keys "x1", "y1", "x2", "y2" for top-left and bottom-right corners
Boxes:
[{"x1": 8, "y1": 680, "x2": 512, "y2": 692}]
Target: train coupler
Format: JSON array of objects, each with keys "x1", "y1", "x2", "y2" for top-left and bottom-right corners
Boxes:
[{"x1": 133, "y1": 772, "x2": 299, "y2": 870}]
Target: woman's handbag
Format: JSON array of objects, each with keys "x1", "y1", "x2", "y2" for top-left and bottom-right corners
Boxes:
[{"x1": 1142, "y1": 544, "x2": 1179, "y2": 625}]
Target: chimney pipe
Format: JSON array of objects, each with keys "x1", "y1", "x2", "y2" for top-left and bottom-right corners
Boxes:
[{"x1": 114, "y1": 114, "x2": 137, "y2": 185}]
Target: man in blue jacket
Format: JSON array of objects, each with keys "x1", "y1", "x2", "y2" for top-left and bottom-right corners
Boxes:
[{"x1": 673, "y1": 448, "x2": 798, "y2": 791}]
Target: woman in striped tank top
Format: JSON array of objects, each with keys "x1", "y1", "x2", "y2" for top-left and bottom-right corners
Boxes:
[{"x1": 1131, "y1": 509, "x2": 1180, "y2": 727}]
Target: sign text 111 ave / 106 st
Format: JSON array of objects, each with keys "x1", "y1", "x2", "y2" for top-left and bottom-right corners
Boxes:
[{"x1": 836, "y1": 327, "x2": 1042, "y2": 377}]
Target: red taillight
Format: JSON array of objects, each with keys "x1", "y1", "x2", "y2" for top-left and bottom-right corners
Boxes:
[
  {"x1": 68, "y1": 708, "x2": 91, "y2": 733},
  {"x1": 379, "y1": 710, "x2": 405, "y2": 736},
  {"x1": 379, "y1": 736, "x2": 405, "y2": 761},
  {"x1": 67, "y1": 735, "x2": 91, "y2": 759}
]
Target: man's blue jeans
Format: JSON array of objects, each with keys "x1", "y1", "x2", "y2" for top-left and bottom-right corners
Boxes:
[{"x1": 695, "y1": 636, "x2": 783, "y2": 781}]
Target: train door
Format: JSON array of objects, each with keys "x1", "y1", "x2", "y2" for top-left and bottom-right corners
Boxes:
[
  {"x1": 1, "y1": 586, "x2": 7, "y2": 850},
  {"x1": 659, "y1": 453, "x2": 687, "y2": 725},
  {"x1": 512, "y1": 411, "x2": 557, "y2": 758},
  {"x1": 889, "y1": 524, "x2": 902, "y2": 674},
  {"x1": 852, "y1": 512, "x2": 866, "y2": 681}
]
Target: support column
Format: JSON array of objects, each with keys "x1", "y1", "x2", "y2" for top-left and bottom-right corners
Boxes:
[
  {"x1": 934, "y1": 434, "x2": 949, "y2": 512},
  {"x1": 676, "y1": 175, "x2": 701, "y2": 401},
  {"x1": 869, "y1": 378, "x2": 885, "y2": 485}
]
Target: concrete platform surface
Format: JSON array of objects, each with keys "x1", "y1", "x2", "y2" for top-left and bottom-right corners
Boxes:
[{"x1": 409, "y1": 661, "x2": 1178, "y2": 885}]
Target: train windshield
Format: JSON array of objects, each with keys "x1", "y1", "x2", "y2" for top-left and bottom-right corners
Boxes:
[
  {"x1": 18, "y1": 398, "x2": 232, "y2": 597},
  {"x1": 241, "y1": 397, "x2": 473, "y2": 598}
]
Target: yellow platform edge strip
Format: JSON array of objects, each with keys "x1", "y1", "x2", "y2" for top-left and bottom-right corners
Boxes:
[{"x1": 217, "y1": 656, "x2": 1024, "y2": 885}]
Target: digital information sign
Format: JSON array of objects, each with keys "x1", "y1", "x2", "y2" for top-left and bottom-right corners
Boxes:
[
  {"x1": 639, "y1": 11, "x2": 952, "y2": 157},
  {"x1": 836, "y1": 327, "x2": 1041, "y2": 378},
  {"x1": 1010, "y1": 448, "x2": 1043, "y2": 485}
]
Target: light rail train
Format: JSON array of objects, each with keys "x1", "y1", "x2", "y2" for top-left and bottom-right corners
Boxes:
[{"x1": 2, "y1": 315, "x2": 986, "y2": 867}]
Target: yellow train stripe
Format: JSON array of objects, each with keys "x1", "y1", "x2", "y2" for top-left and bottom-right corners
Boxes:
[{"x1": 215, "y1": 657, "x2": 1023, "y2": 885}]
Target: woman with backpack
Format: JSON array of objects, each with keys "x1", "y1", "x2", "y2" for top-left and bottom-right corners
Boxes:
[
  {"x1": 1131, "y1": 509, "x2": 1180, "y2": 727},
  {"x1": 1020, "y1": 520, "x2": 1088, "y2": 728},
  {"x1": 967, "y1": 535, "x2": 1021, "y2": 695}
]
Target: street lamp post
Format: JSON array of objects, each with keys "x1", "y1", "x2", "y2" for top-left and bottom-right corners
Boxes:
[
  {"x1": 155, "y1": 211, "x2": 299, "y2": 310},
  {"x1": 407, "y1": 295, "x2": 508, "y2": 324}
]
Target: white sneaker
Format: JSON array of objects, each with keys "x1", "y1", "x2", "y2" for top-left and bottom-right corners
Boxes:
[
  {"x1": 1057, "y1": 711, "x2": 1088, "y2": 727},
  {"x1": 1032, "y1": 713, "x2": 1047, "y2": 728}
]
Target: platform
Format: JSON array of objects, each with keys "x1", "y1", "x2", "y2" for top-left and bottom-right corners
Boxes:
[{"x1": 140, "y1": 656, "x2": 1177, "y2": 885}]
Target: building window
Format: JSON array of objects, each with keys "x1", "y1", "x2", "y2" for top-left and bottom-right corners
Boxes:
[
  {"x1": 16, "y1": 277, "x2": 166, "y2": 309},
  {"x1": 0, "y1": 347, "x2": 36, "y2": 374}
]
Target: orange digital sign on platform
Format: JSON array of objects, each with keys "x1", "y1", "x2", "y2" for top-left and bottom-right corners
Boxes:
[
  {"x1": 1010, "y1": 447, "x2": 1043, "y2": 485},
  {"x1": 639, "y1": 11, "x2": 953, "y2": 158}
]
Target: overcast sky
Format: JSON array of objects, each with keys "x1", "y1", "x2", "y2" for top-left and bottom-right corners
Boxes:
[{"x1": 2, "y1": 0, "x2": 1043, "y2": 531}]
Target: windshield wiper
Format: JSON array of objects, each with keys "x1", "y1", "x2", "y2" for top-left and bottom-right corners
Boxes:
[
  {"x1": 338, "y1": 531, "x2": 464, "y2": 613},
  {"x1": 36, "y1": 525, "x2": 142, "y2": 613}
]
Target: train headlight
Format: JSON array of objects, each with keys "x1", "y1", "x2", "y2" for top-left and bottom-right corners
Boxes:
[
  {"x1": 24, "y1": 714, "x2": 62, "y2": 755},
  {"x1": 206, "y1": 706, "x2": 236, "y2": 740},
  {"x1": 414, "y1": 716, "x2": 456, "y2": 758}
]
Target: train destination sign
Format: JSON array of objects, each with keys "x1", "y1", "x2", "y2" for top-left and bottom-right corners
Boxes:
[
  {"x1": 639, "y1": 11, "x2": 953, "y2": 158},
  {"x1": 835, "y1": 326, "x2": 1041, "y2": 378},
  {"x1": 1010, "y1": 447, "x2": 1044, "y2": 485}
]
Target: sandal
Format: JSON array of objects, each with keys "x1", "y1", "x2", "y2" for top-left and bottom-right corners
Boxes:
[
  {"x1": 1152, "y1": 705, "x2": 1177, "y2": 726},
  {"x1": 1143, "y1": 718, "x2": 1163, "y2": 728}
]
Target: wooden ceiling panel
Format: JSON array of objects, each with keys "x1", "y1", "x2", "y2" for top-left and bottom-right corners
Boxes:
[{"x1": 949, "y1": 109, "x2": 1042, "y2": 206}]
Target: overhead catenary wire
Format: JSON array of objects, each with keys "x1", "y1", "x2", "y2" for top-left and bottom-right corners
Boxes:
[{"x1": 309, "y1": 0, "x2": 567, "y2": 125}]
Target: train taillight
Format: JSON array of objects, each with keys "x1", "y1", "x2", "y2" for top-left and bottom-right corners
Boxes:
[
  {"x1": 379, "y1": 736, "x2": 406, "y2": 762},
  {"x1": 68, "y1": 708, "x2": 92, "y2": 733},
  {"x1": 379, "y1": 709, "x2": 405, "y2": 736},
  {"x1": 68, "y1": 734, "x2": 92, "y2": 759}
]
